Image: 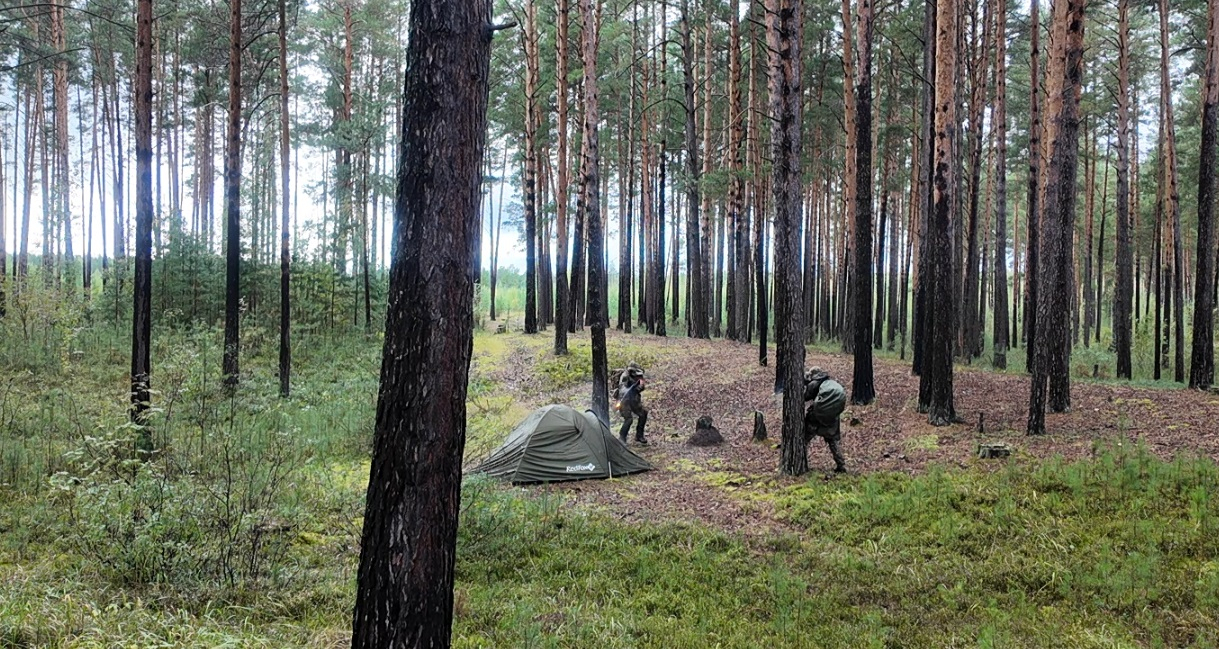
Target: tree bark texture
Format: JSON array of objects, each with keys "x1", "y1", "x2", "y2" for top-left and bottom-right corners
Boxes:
[
  {"x1": 1028, "y1": 0, "x2": 1085, "y2": 435},
  {"x1": 1191, "y1": 0, "x2": 1219, "y2": 388},
  {"x1": 350, "y1": 0, "x2": 491, "y2": 642},
  {"x1": 768, "y1": 0, "x2": 808, "y2": 476}
]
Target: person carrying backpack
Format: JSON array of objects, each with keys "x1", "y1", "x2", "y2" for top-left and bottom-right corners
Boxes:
[
  {"x1": 613, "y1": 362, "x2": 649, "y2": 445},
  {"x1": 802, "y1": 366, "x2": 847, "y2": 473}
]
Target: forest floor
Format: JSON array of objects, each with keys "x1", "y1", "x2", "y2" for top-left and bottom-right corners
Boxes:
[
  {"x1": 478, "y1": 328, "x2": 1219, "y2": 536},
  {"x1": 7, "y1": 322, "x2": 1219, "y2": 647}
]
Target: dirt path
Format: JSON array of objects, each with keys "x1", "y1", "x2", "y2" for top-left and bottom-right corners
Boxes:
[{"x1": 487, "y1": 330, "x2": 1219, "y2": 536}]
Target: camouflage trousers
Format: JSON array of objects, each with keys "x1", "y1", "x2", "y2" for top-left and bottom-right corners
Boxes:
[
  {"x1": 618, "y1": 398, "x2": 648, "y2": 442},
  {"x1": 805, "y1": 418, "x2": 846, "y2": 473}
]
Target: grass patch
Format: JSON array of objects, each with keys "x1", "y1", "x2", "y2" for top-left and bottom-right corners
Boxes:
[
  {"x1": 772, "y1": 444, "x2": 1219, "y2": 647},
  {"x1": 535, "y1": 339, "x2": 660, "y2": 391}
]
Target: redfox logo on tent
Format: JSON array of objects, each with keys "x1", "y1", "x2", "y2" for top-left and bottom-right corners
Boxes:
[{"x1": 565, "y1": 463, "x2": 596, "y2": 473}]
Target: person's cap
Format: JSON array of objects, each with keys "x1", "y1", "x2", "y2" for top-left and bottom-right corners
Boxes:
[{"x1": 805, "y1": 366, "x2": 829, "y2": 382}]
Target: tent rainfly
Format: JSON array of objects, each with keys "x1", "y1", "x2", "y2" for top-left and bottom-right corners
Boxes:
[{"x1": 472, "y1": 404, "x2": 652, "y2": 484}]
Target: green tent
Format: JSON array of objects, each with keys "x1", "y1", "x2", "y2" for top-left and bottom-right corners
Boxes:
[{"x1": 472, "y1": 405, "x2": 653, "y2": 484}]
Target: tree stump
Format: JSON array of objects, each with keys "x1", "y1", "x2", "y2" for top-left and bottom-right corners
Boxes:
[
  {"x1": 752, "y1": 411, "x2": 767, "y2": 441},
  {"x1": 688, "y1": 416, "x2": 724, "y2": 447}
]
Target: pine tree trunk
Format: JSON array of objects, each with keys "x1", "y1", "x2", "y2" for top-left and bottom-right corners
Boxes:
[
  {"x1": 618, "y1": 86, "x2": 634, "y2": 332},
  {"x1": 222, "y1": 0, "x2": 243, "y2": 387},
  {"x1": 132, "y1": 0, "x2": 154, "y2": 453},
  {"x1": 726, "y1": 4, "x2": 744, "y2": 340},
  {"x1": 1190, "y1": 0, "x2": 1219, "y2": 388},
  {"x1": 682, "y1": 0, "x2": 706, "y2": 338},
  {"x1": 580, "y1": 0, "x2": 609, "y2": 423},
  {"x1": 851, "y1": 0, "x2": 876, "y2": 403},
  {"x1": 960, "y1": 0, "x2": 990, "y2": 360},
  {"x1": 1083, "y1": 123, "x2": 1095, "y2": 347},
  {"x1": 571, "y1": 130, "x2": 587, "y2": 332},
  {"x1": 1024, "y1": 0, "x2": 1042, "y2": 372},
  {"x1": 840, "y1": 0, "x2": 857, "y2": 355},
  {"x1": 768, "y1": 0, "x2": 807, "y2": 476},
  {"x1": 874, "y1": 131, "x2": 894, "y2": 349},
  {"x1": 1028, "y1": 0, "x2": 1085, "y2": 434},
  {"x1": 1156, "y1": 0, "x2": 1183, "y2": 383},
  {"x1": 523, "y1": 0, "x2": 542, "y2": 336},
  {"x1": 992, "y1": 0, "x2": 1010, "y2": 369},
  {"x1": 912, "y1": 0, "x2": 936, "y2": 379},
  {"x1": 279, "y1": 0, "x2": 292, "y2": 398},
  {"x1": 350, "y1": 0, "x2": 490, "y2": 642},
  {"x1": 1096, "y1": 152, "x2": 1109, "y2": 343},
  {"x1": 1114, "y1": 0, "x2": 1133, "y2": 379},
  {"x1": 52, "y1": 0, "x2": 74, "y2": 294},
  {"x1": 922, "y1": 0, "x2": 957, "y2": 426}
]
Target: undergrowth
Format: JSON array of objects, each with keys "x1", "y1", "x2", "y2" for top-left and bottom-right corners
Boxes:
[{"x1": 3, "y1": 312, "x2": 1219, "y2": 647}]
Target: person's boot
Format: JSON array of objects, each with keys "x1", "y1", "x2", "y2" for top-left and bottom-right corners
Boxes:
[
  {"x1": 634, "y1": 434, "x2": 648, "y2": 446},
  {"x1": 834, "y1": 464, "x2": 847, "y2": 474}
]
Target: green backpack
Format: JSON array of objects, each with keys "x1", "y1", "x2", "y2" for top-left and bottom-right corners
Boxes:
[{"x1": 808, "y1": 379, "x2": 846, "y2": 427}]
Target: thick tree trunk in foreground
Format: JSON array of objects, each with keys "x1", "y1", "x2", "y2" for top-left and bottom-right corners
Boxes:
[
  {"x1": 1190, "y1": 0, "x2": 1219, "y2": 389},
  {"x1": 921, "y1": 0, "x2": 957, "y2": 426},
  {"x1": 582, "y1": 0, "x2": 609, "y2": 423},
  {"x1": 349, "y1": 0, "x2": 491, "y2": 642},
  {"x1": 1028, "y1": 0, "x2": 1085, "y2": 435},
  {"x1": 769, "y1": 0, "x2": 807, "y2": 476}
]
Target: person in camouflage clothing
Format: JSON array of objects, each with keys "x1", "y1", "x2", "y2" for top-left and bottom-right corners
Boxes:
[
  {"x1": 803, "y1": 366, "x2": 847, "y2": 473},
  {"x1": 614, "y1": 362, "x2": 649, "y2": 445}
]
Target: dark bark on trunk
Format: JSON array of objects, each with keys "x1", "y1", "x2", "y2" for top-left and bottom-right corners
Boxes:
[
  {"x1": 1028, "y1": 0, "x2": 1085, "y2": 434},
  {"x1": 656, "y1": 146, "x2": 667, "y2": 337},
  {"x1": 222, "y1": 0, "x2": 243, "y2": 387},
  {"x1": 756, "y1": 183, "x2": 767, "y2": 367},
  {"x1": 581, "y1": 0, "x2": 609, "y2": 423},
  {"x1": 852, "y1": 0, "x2": 875, "y2": 404},
  {"x1": 1024, "y1": 0, "x2": 1042, "y2": 373},
  {"x1": 714, "y1": 206, "x2": 724, "y2": 337},
  {"x1": 618, "y1": 65, "x2": 635, "y2": 332},
  {"x1": 349, "y1": 0, "x2": 490, "y2": 641},
  {"x1": 875, "y1": 149, "x2": 893, "y2": 349},
  {"x1": 1191, "y1": 0, "x2": 1219, "y2": 388},
  {"x1": 132, "y1": 0, "x2": 154, "y2": 456},
  {"x1": 1157, "y1": 0, "x2": 1183, "y2": 383},
  {"x1": 571, "y1": 143, "x2": 586, "y2": 332},
  {"x1": 992, "y1": 0, "x2": 1010, "y2": 369},
  {"x1": 768, "y1": 0, "x2": 807, "y2": 476},
  {"x1": 912, "y1": 0, "x2": 935, "y2": 380},
  {"x1": 1083, "y1": 126, "x2": 1095, "y2": 347},
  {"x1": 1096, "y1": 151, "x2": 1109, "y2": 343},
  {"x1": 1114, "y1": 0, "x2": 1133, "y2": 378},
  {"x1": 922, "y1": 0, "x2": 957, "y2": 426},
  {"x1": 682, "y1": 1, "x2": 706, "y2": 338},
  {"x1": 672, "y1": 189, "x2": 682, "y2": 326},
  {"x1": 279, "y1": 0, "x2": 291, "y2": 398},
  {"x1": 725, "y1": 5, "x2": 744, "y2": 340},
  {"x1": 551, "y1": 0, "x2": 567, "y2": 347},
  {"x1": 961, "y1": 0, "x2": 989, "y2": 360}
]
